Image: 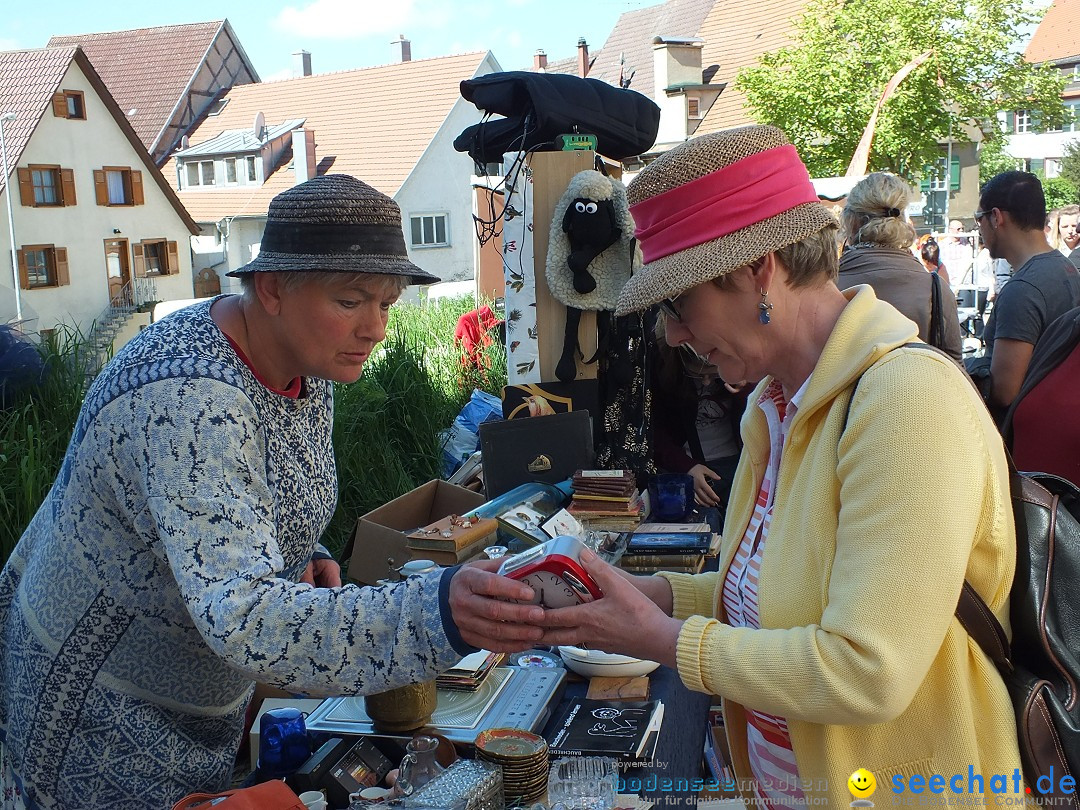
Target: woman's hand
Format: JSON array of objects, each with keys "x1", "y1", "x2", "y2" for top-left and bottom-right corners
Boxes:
[
  {"x1": 300, "y1": 558, "x2": 343, "y2": 588},
  {"x1": 534, "y1": 549, "x2": 682, "y2": 669},
  {"x1": 447, "y1": 560, "x2": 546, "y2": 653},
  {"x1": 688, "y1": 463, "x2": 722, "y2": 507}
]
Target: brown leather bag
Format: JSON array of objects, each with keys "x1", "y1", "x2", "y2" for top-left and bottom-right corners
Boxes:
[
  {"x1": 956, "y1": 468, "x2": 1080, "y2": 807},
  {"x1": 171, "y1": 779, "x2": 305, "y2": 810}
]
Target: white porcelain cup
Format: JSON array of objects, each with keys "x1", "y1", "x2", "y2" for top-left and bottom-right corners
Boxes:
[
  {"x1": 358, "y1": 786, "x2": 393, "y2": 802},
  {"x1": 299, "y1": 790, "x2": 328, "y2": 810}
]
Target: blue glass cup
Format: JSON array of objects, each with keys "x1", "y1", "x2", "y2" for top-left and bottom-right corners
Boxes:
[
  {"x1": 649, "y1": 473, "x2": 695, "y2": 522},
  {"x1": 258, "y1": 707, "x2": 311, "y2": 777}
]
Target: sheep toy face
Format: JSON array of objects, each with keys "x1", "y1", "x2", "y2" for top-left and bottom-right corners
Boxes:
[{"x1": 545, "y1": 170, "x2": 639, "y2": 312}]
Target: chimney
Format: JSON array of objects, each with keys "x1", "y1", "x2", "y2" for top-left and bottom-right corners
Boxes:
[
  {"x1": 576, "y1": 38, "x2": 589, "y2": 77},
  {"x1": 533, "y1": 49, "x2": 548, "y2": 71},
  {"x1": 293, "y1": 50, "x2": 312, "y2": 77},
  {"x1": 392, "y1": 35, "x2": 412, "y2": 63},
  {"x1": 292, "y1": 129, "x2": 317, "y2": 185}
]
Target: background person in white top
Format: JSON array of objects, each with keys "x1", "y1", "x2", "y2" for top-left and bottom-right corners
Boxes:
[{"x1": 938, "y1": 219, "x2": 974, "y2": 286}]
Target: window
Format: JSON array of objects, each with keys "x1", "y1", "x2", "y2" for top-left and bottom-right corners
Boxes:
[
  {"x1": 206, "y1": 97, "x2": 230, "y2": 116},
  {"x1": 1046, "y1": 159, "x2": 1061, "y2": 179},
  {"x1": 1015, "y1": 110, "x2": 1031, "y2": 133},
  {"x1": 16, "y1": 245, "x2": 69, "y2": 289},
  {"x1": 225, "y1": 157, "x2": 237, "y2": 184},
  {"x1": 133, "y1": 239, "x2": 178, "y2": 277},
  {"x1": 410, "y1": 213, "x2": 449, "y2": 247},
  {"x1": 222, "y1": 156, "x2": 258, "y2": 186},
  {"x1": 51, "y1": 90, "x2": 85, "y2": 120},
  {"x1": 1073, "y1": 64, "x2": 1080, "y2": 82},
  {"x1": 1067, "y1": 100, "x2": 1080, "y2": 132},
  {"x1": 32, "y1": 167, "x2": 60, "y2": 205},
  {"x1": 94, "y1": 167, "x2": 144, "y2": 206},
  {"x1": 246, "y1": 156, "x2": 257, "y2": 182},
  {"x1": 183, "y1": 160, "x2": 216, "y2": 188},
  {"x1": 687, "y1": 97, "x2": 701, "y2": 119},
  {"x1": 17, "y1": 166, "x2": 75, "y2": 207}
]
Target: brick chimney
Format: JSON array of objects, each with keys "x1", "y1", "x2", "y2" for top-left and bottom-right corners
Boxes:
[
  {"x1": 576, "y1": 38, "x2": 589, "y2": 77},
  {"x1": 533, "y1": 49, "x2": 548, "y2": 71},
  {"x1": 293, "y1": 50, "x2": 312, "y2": 77},
  {"x1": 392, "y1": 35, "x2": 412, "y2": 63}
]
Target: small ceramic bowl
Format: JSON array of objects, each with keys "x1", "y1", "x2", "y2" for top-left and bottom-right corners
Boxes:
[{"x1": 557, "y1": 645, "x2": 661, "y2": 678}]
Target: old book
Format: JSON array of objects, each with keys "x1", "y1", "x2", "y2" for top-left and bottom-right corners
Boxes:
[
  {"x1": 625, "y1": 530, "x2": 712, "y2": 555},
  {"x1": 545, "y1": 698, "x2": 664, "y2": 763},
  {"x1": 406, "y1": 516, "x2": 497, "y2": 551},
  {"x1": 408, "y1": 537, "x2": 490, "y2": 566},
  {"x1": 620, "y1": 553, "x2": 705, "y2": 568}
]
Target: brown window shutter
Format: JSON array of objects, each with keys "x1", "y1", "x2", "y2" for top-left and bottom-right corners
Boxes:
[
  {"x1": 94, "y1": 170, "x2": 108, "y2": 205},
  {"x1": 51, "y1": 92, "x2": 67, "y2": 117},
  {"x1": 54, "y1": 248, "x2": 70, "y2": 286},
  {"x1": 16, "y1": 249, "x2": 29, "y2": 289},
  {"x1": 131, "y1": 170, "x2": 144, "y2": 205},
  {"x1": 132, "y1": 243, "x2": 146, "y2": 278},
  {"x1": 166, "y1": 240, "x2": 179, "y2": 274},
  {"x1": 60, "y1": 169, "x2": 76, "y2": 206},
  {"x1": 17, "y1": 168, "x2": 33, "y2": 206}
]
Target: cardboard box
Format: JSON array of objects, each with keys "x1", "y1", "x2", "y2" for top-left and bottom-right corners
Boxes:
[
  {"x1": 249, "y1": 697, "x2": 325, "y2": 771},
  {"x1": 346, "y1": 480, "x2": 486, "y2": 585}
]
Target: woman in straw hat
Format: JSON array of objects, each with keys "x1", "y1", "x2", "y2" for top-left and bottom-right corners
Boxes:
[
  {"x1": 0, "y1": 175, "x2": 545, "y2": 809},
  {"x1": 838, "y1": 172, "x2": 963, "y2": 363},
  {"x1": 535, "y1": 127, "x2": 1021, "y2": 804}
]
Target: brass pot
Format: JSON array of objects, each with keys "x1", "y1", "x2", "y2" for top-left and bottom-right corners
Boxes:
[{"x1": 364, "y1": 680, "x2": 437, "y2": 732}]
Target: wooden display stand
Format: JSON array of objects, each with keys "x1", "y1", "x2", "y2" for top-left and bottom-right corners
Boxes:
[{"x1": 528, "y1": 150, "x2": 621, "y2": 382}]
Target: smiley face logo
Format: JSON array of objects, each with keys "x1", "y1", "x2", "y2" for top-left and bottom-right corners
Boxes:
[{"x1": 848, "y1": 768, "x2": 877, "y2": 800}]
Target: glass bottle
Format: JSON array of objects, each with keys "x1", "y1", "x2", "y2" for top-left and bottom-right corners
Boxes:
[{"x1": 395, "y1": 735, "x2": 445, "y2": 796}]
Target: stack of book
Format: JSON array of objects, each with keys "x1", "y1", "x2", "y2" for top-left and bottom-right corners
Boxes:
[
  {"x1": 618, "y1": 522, "x2": 717, "y2": 574},
  {"x1": 545, "y1": 697, "x2": 664, "y2": 767},
  {"x1": 406, "y1": 516, "x2": 498, "y2": 566},
  {"x1": 436, "y1": 649, "x2": 503, "y2": 691},
  {"x1": 567, "y1": 470, "x2": 644, "y2": 533}
]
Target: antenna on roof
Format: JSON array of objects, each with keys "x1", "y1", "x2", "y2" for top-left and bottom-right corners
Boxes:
[{"x1": 253, "y1": 111, "x2": 266, "y2": 141}]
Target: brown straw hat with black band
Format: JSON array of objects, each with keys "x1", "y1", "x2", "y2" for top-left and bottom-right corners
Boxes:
[
  {"x1": 616, "y1": 125, "x2": 835, "y2": 315},
  {"x1": 227, "y1": 174, "x2": 440, "y2": 285}
]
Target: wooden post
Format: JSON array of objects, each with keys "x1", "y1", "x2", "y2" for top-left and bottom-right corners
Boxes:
[{"x1": 529, "y1": 150, "x2": 600, "y2": 382}]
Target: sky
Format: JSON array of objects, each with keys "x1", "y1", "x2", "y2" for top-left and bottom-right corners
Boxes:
[{"x1": 2, "y1": 0, "x2": 653, "y2": 80}]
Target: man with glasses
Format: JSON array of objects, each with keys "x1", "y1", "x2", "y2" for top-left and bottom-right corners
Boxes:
[{"x1": 975, "y1": 171, "x2": 1080, "y2": 421}]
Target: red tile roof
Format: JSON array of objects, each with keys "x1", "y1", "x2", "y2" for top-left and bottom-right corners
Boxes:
[
  {"x1": 1025, "y1": 0, "x2": 1080, "y2": 64},
  {"x1": 48, "y1": 21, "x2": 243, "y2": 154},
  {"x1": 0, "y1": 46, "x2": 197, "y2": 232},
  {"x1": 695, "y1": 0, "x2": 811, "y2": 134},
  {"x1": 0, "y1": 47, "x2": 76, "y2": 194},
  {"x1": 164, "y1": 52, "x2": 490, "y2": 222}
]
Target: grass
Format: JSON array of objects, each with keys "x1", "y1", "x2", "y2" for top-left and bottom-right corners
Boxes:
[
  {"x1": 0, "y1": 296, "x2": 506, "y2": 567},
  {"x1": 0, "y1": 326, "x2": 99, "y2": 563}
]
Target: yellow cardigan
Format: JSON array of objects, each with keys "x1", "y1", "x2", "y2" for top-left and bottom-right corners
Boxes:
[{"x1": 660, "y1": 286, "x2": 1022, "y2": 804}]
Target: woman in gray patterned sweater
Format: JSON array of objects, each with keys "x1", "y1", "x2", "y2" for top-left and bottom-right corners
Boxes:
[{"x1": 0, "y1": 176, "x2": 544, "y2": 809}]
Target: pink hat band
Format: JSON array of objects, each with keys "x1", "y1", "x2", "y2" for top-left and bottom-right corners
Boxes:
[{"x1": 629, "y1": 145, "x2": 820, "y2": 264}]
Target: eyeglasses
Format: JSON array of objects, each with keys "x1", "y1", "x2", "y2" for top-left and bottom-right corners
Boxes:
[
  {"x1": 973, "y1": 210, "x2": 989, "y2": 224},
  {"x1": 659, "y1": 298, "x2": 682, "y2": 323}
]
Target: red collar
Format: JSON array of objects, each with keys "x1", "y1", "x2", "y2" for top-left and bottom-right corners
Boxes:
[{"x1": 223, "y1": 333, "x2": 303, "y2": 398}]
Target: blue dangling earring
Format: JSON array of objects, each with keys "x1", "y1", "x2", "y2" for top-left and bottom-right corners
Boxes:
[{"x1": 758, "y1": 288, "x2": 773, "y2": 325}]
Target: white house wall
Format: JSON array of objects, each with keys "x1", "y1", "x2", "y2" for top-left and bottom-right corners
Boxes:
[
  {"x1": 0, "y1": 61, "x2": 194, "y2": 333},
  {"x1": 395, "y1": 53, "x2": 504, "y2": 291}
]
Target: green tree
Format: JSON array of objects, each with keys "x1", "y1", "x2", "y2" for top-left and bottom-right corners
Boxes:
[
  {"x1": 979, "y1": 131, "x2": 1020, "y2": 185},
  {"x1": 736, "y1": 0, "x2": 1066, "y2": 181},
  {"x1": 1042, "y1": 176, "x2": 1079, "y2": 208},
  {"x1": 1060, "y1": 139, "x2": 1080, "y2": 192}
]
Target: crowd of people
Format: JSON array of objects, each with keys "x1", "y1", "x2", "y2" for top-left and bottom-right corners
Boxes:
[{"x1": 2, "y1": 125, "x2": 1079, "y2": 809}]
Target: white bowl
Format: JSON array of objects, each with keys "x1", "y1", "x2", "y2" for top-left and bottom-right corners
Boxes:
[{"x1": 558, "y1": 646, "x2": 661, "y2": 678}]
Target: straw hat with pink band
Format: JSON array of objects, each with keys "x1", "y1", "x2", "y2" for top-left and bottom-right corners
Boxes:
[{"x1": 616, "y1": 125, "x2": 837, "y2": 315}]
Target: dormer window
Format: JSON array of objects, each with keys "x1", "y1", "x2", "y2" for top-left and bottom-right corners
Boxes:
[{"x1": 186, "y1": 160, "x2": 216, "y2": 187}]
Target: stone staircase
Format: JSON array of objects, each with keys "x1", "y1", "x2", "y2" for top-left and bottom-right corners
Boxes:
[{"x1": 85, "y1": 278, "x2": 158, "y2": 376}]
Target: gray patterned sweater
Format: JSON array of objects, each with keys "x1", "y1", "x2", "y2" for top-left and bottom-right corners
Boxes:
[{"x1": 0, "y1": 301, "x2": 468, "y2": 809}]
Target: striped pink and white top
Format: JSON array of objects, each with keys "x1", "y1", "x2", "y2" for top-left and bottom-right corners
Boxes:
[{"x1": 721, "y1": 379, "x2": 807, "y2": 808}]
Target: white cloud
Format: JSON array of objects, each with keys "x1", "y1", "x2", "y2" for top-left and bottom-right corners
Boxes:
[{"x1": 274, "y1": 0, "x2": 421, "y2": 38}]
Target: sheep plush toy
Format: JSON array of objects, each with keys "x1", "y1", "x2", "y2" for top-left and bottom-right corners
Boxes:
[{"x1": 545, "y1": 169, "x2": 640, "y2": 381}]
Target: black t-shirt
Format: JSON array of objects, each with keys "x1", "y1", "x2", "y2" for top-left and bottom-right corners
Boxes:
[{"x1": 984, "y1": 250, "x2": 1080, "y2": 356}]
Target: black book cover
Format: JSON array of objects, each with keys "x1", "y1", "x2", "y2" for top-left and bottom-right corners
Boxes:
[{"x1": 545, "y1": 698, "x2": 663, "y2": 761}]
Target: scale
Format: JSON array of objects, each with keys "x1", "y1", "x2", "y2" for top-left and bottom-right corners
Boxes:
[{"x1": 304, "y1": 667, "x2": 566, "y2": 746}]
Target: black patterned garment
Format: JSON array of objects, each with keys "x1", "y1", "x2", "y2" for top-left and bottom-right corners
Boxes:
[{"x1": 0, "y1": 301, "x2": 467, "y2": 809}]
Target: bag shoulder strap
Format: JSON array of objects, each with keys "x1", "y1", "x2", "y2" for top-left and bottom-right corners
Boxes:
[
  {"x1": 929, "y1": 271, "x2": 946, "y2": 351},
  {"x1": 840, "y1": 342, "x2": 1013, "y2": 672}
]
